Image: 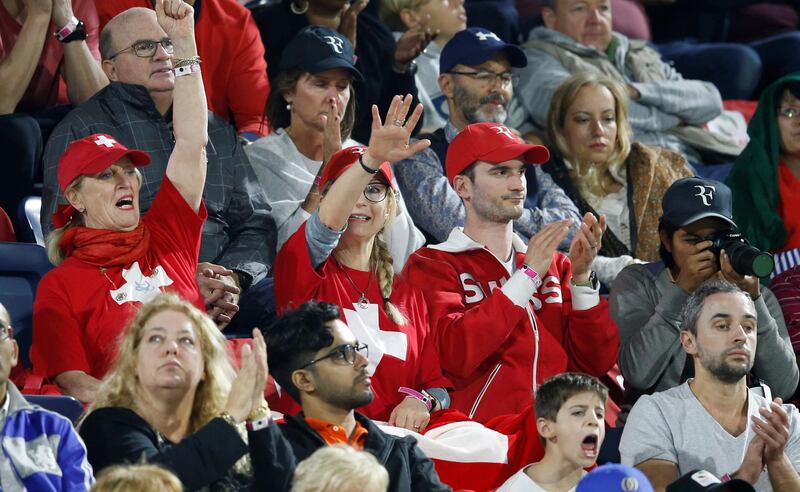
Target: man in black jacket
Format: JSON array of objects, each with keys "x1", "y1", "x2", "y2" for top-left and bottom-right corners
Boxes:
[{"x1": 257, "y1": 301, "x2": 451, "y2": 492}]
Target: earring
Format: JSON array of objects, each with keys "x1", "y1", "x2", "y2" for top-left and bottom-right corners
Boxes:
[
  {"x1": 286, "y1": 102, "x2": 292, "y2": 111},
  {"x1": 290, "y1": 0, "x2": 308, "y2": 14}
]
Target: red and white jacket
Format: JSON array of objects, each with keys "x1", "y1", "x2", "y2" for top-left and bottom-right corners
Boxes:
[{"x1": 403, "y1": 228, "x2": 619, "y2": 423}]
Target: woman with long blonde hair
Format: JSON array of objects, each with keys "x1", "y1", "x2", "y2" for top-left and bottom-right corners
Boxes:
[
  {"x1": 545, "y1": 72, "x2": 693, "y2": 267},
  {"x1": 79, "y1": 293, "x2": 278, "y2": 491},
  {"x1": 274, "y1": 96, "x2": 452, "y2": 434}
]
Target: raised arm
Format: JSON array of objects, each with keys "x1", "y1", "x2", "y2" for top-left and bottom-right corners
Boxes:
[
  {"x1": 0, "y1": 0, "x2": 52, "y2": 114},
  {"x1": 318, "y1": 95, "x2": 429, "y2": 231},
  {"x1": 158, "y1": 0, "x2": 208, "y2": 211},
  {"x1": 54, "y1": 0, "x2": 108, "y2": 105}
]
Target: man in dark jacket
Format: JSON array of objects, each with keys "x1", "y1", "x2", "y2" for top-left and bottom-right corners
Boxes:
[{"x1": 257, "y1": 301, "x2": 450, "y2": 492}]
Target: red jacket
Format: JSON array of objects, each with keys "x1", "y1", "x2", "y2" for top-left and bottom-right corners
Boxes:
[
  {"x1": 403, "y1": 228, "x2": 619, "y2": 423},
  {"x1": 97, "y1": 0, "x2": 270, "y2": 136}
]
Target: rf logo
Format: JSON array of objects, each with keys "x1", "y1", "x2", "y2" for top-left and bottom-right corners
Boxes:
[
  {"x1": 694, "y1": 185, "x2": 715, "y2": 206},
  {"x1": 475, "y1": 31, "x2": 501, "y2": 42},
  {"x1": 620, "y1": 477, "x2": 640, "y2": 491},
  {"x1": 491, "y1": 126, "x2": 515, "y2": 140},
  {"x1": 323, "y1": 35, "x2": 344, "y2": 54}
]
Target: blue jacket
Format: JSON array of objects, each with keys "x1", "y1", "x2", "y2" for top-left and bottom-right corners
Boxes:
[{"x1": 0, "y1": 384, "x2": 93, "y2": 491}]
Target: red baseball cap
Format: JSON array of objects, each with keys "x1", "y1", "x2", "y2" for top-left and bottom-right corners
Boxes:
[
  {"x1": 318, "y1": 146, "x2": 396, "y2": 191},
  {"x1": 445, "y1": 122, "x2": 550, "y2": 185},
  {"x1": 57, "y1": 133, "x2": 151, "y2": 192}
]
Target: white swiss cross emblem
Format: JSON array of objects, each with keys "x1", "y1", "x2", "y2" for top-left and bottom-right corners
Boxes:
[
  {"x1": 94, "y1": 135, "x2": 117, "y2": 148},
  {"x1": 109, "y1": 261, "x2": 174, "y2": 305},
  {"x1": 323, "y1": 35, "x2": 344, "y2": 54},
  {"x1": 475, "y1": 31, "x2": 501, "y2": 42},
  {"x1": 491, "y1": 125, "x2": 515, "y2": 140},
  {"x1": 342, "y1": 303, "x2": 407, "y2": 375}
]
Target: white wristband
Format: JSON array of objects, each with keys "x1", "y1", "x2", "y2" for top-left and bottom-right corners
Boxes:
[
  {"x1": 54, "y1": 16, "x2": 79, "y2": 41},
  {"x1": 174, "y1": 63, "x2": 201, "y2": 77}
]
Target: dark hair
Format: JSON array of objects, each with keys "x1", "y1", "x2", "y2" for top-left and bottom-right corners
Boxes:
[
  {"x1": 535, "y1": 373, "x2": 608, "y2": 446},
  {"x1": 657, "y1": 218, "x2": 680, "y2": 270},
  {"x1": 265, "y1": 69, "x2": 356, "y2": 139},
  {"x1": 541, "y1": 0, "x2": 556, "y2": 8},
  {"x1": 263, "y1": 301, "x2": 341, "y2": 402},
  {"x1": 679, "y1": 279, "x2": 752, "y2": 336},
  {"x1": 459, "y1": 162, "x2": 478, "y2": 182},
  {"x1": 780, "y1": 81, "x2": 800, "y2": 103}
]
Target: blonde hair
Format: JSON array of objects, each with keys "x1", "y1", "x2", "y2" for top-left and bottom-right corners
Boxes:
[
  {"x1": 379, "y1": 0, "x2": 431, "y2": 32},
  {"x1": 291, "y1": 445, "x2": 389, "y2": 492},
  {"x1": 371, "y1": 190, "x2": 407, "y2": 325},
  {"x1": 92, "y1": 463, "x2": 183, "y2": 492},
  {"x1": 86, "y1": 293, "x2": 235, "y2": 433},
  {"x1": 547, "y1": 72, "x2": 632, "y2": 199},
  {"x1": 46, "y1": 167, "x2": 143, "y2": 265}
]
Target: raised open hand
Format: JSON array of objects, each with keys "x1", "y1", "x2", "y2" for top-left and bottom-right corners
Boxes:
[
  {"x1": 155, "y1": 0, "x2": 195, "y2": 41},
  {"x1": 363, "y1": 95, "x2": 429, "y2": 167},
  {"x1": 569, "y1": 213, "x2": 606, "y2": 282},
  {"x1": 523, "y1": 220, "x2": 571, "y2": 280},
  {"x1": 394, "y1": 14, "x2": 437, "y2": 67},
  {"x1": 321, "y1": 98, "x2": 343, "y2": 168},
  {"x1": 337, "y1": 0, "x2": 368, "y2": 51}
]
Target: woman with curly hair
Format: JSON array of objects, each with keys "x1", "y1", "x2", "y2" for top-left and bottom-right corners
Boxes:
[{"x1": 78, "y1": 293, "x2": 282, "y2": 491}]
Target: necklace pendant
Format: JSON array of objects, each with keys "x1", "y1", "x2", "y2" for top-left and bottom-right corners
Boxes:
[{"x1": 357, "y1": 293, "x2": 370, "y2": 309}]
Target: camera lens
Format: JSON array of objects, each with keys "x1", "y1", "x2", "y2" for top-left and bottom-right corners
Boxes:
[{"x1": 725, "y1": 240, "x2": 774, "y2": 277}]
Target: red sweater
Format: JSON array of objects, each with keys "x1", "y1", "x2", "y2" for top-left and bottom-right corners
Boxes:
[
  {"x1": 96, "y1": 0, "x2": 270, "y2": 136},
  {"x1": 403, "y1": 228, "x2": 619, "y2": 423}
]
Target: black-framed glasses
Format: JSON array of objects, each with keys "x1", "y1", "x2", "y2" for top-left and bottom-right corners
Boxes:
[
  {"x1": 778, "y1": 107, "x2": 800, "y2": 119},
  {"x1": 0, "y1": 321, "x2": 12, "y2": 341},
  {"x1": 448, "y1": 70, "x2": 519, "y2": 87},
  {"x1": 109, "y1": 38, "x2": 174, "y2": 59},
  {"x1": 300, "y1": 343, "x2": 369, "y2": 369},
  {"x1": 363, "y1": 183, "x2": 389, "y2": 203}
]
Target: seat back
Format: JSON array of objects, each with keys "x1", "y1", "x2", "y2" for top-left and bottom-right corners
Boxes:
[
  {"x1": 0, "y1": 243, "x2": 53, "y2": 367},
  {"x1": 16, "y1": 196, "x2": 43, "y2": 246},
  {"x1": 0, "y1": 208, "x2": 15, "y2": 242},
  {"x1": 25, "y1": 395, "x2": 84, "y2": 423}
]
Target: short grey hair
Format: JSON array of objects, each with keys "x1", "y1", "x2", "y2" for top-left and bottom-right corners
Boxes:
[{"x1": 679, "y1": 279, "x2": 753, "y2": 336}]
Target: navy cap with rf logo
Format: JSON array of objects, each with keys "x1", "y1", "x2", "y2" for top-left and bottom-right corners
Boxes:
[
  {"x1": 440, "y1": 27, "x2": 527, "y2": 74},
  {"x1": 279, "y1": 25, "x2": 363, "y2": 81},
  {"x1": 661, "y1": 177, "x2": 737, "y2": 228}
]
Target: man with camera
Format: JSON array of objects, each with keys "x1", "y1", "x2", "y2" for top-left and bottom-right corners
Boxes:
[{"x1": 610, "y1": 177, "x2": 798, "y2": 403}]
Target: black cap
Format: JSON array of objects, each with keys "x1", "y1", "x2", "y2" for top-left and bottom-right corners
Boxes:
[
  {"x1": 440, "y1": 27, "x2": 527, "y2": 73},
  {"x1": 278, "y1": 25, "x2": 363, "y2": 81},
  {"x1": 661, "y1": 177, "x2": 737, "y2": 228},
  {"x1": 666, "y1": 470, "x2": 754, "y2": 492}
]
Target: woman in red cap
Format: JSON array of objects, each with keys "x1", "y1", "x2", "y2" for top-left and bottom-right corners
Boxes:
[
  {"x1": 273, "y1": 95, "x2": 451, "y2": 433},
  {"x1": 32, "y1": 0, "x2": 208, "y2": 404}
]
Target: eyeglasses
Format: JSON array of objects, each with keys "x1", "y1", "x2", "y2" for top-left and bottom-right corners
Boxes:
[
  {"x1": 448, "y1": 70, "x2": 519, "y2": 87},
  {"x1": 363, "y1": 183, "x2": 389, "y2": 203},
  {"x1": 109, "y1": 38, "x2": 174, "y2": 59},
  {"x1": 0, "y1": 321, "x2": 12, "y2": 341},
  {"x1": 300, "y1": 343, "x2": 369, "y2": 369}
]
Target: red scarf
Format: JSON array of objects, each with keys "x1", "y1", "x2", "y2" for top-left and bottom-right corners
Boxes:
[{"x1": 58, "y1": 223, "x2": 152, "y2": 271}]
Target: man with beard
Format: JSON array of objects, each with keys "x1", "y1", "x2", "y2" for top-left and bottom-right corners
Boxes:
[
  {"x1": 620, "y1": 280, "x2": 800, "y2": 492},
  {"x1": 393, "y1": 27, "x2": 581, "y2": 245},
  {"x1": 257, "y1": 300, "x2": 450, "y2": 492},
  {"x1": 403, "y1": 123, "x2": 619, "y2": 422}
]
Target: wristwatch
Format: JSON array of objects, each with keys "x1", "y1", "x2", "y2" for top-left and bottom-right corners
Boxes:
[{"x1": 570, "y1": 270, "x2": 599, "y2": 290}]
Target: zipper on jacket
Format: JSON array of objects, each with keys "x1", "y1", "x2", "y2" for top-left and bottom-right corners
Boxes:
[
  {"x1": 526, "y1": 307, "x2": 540, "y2": 397},
  {"x1": 469, "y1": 363, "x2": 502, "y2": 419}
]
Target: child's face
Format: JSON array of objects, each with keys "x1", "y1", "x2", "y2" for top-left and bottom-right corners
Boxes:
[{"x1": 547, "y1": 392, "x2": 606, "y2": 468}]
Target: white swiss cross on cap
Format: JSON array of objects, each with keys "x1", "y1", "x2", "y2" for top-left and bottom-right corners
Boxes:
[
  {"x1": 475, "y1": 31, "x2": 501, "y2": 42},
  {"x1": 94, "y1": 135, "x2": 117, "y2": 148}
]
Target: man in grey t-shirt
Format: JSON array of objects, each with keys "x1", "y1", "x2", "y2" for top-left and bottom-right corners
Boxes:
[{"x1": 620, "y1": 280, "x2": 800, "y2": 492}]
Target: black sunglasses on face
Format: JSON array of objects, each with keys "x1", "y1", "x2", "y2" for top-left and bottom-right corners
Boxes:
[{"x1": 300, "y1": 343, "x2": 369, "y2": 369}]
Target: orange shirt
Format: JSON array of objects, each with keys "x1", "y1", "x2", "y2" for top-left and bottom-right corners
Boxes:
[
  {"x1": 305, "y1": 417, "x2": 368, "y2": 451},
  {"x1": 778, "y1": 161, "x2": 800, "y2": 252}
]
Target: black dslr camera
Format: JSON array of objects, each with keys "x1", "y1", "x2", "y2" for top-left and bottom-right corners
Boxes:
[{"x1": 704, "y1": 229, "x2": 774, "y2": 278}]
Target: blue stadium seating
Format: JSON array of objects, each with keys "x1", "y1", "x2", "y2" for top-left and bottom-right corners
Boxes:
[
  {"x1": 25, "y1": 395, "x2": 84, "y2": 424},
  {"x1": 0, "y1": 243, "x2": 53, "y2": 367}
]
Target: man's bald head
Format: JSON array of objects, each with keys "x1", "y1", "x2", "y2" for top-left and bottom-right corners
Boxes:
[{"x1": 100, "y1": 8, "x2": 160, "y2": 61}]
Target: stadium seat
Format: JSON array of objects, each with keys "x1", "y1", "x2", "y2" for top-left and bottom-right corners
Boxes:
[
  {"x1": 0, "y1": 243, "x2": 53, "y2": 367},
  {"x1": 16, "y1": 196, "x2": 43, "y2": 246},
  {"x1": 0, "y1": 208, "x2": 15, "y2": 242},
  {"x1": 25, "y1": 395, "x2": 84, "y2": 423}
]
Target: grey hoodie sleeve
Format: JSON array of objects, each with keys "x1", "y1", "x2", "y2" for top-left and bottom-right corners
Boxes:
[
  {"x1": 751, "y1": 286, "x2": 799, "y2": 399},
  {"x1": 610, "y1": 264, "x2": 689, "y2": 392}
]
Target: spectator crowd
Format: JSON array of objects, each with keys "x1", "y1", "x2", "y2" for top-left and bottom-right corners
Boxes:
[{"x1": 4, "y1": 0, "x2": 800, "y2": 490}]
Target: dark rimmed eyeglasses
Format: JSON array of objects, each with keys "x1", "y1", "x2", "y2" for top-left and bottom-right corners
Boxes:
[
  {"x1": 0, "y1": 321, "x2": 13, "y2": 341},
  {"x1": 300, "y1": 343, "x2": 369, "y2": 369},
  {"x1": 448, "y1": 70, "x2": 519, "y2": 87},
  {"x1": 109, "y1": 38, "x2": 174, "y2": 59},
  {"x1": 363, "y1": 183, "x2": 389, "y2": 203}
]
